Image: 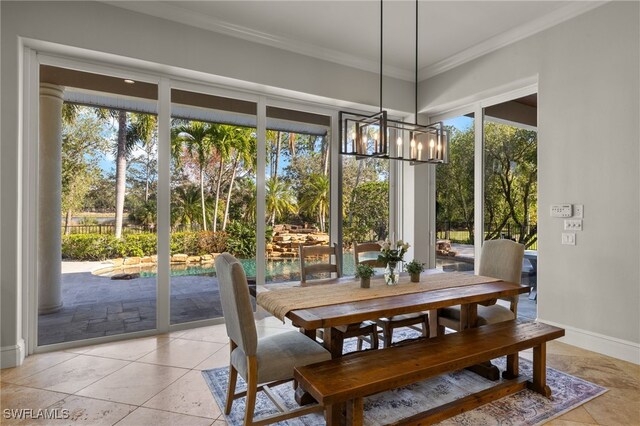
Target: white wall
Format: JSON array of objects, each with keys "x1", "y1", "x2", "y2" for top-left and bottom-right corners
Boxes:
[
  {"x1": 420, "y1": 2, "x2": 640, "y2": 361},
  {"x1": 0, "y1": 1, "x2": 413, "y2": 366}
]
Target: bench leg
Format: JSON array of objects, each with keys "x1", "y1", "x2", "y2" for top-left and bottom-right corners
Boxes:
[
  {"x1": 528, "y1": 342, "x2": 552, "y2": 397},
  {"x1": 325, "y1": 403, "x2": 344, "y2": 426},
  {"x1": 502, "y1": 353, "x2": 520, "y2": 379},
  {"x1": 346, "y1": 398, "x2": 364, "y2": 426}
]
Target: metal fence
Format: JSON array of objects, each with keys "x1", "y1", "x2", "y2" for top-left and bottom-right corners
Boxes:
[
  {"x1": 62, "y1": 223, "x2": 207, "y2": 235},
  {"x1": 436, "y1": 222, "x2": 538, "y2": 250}
]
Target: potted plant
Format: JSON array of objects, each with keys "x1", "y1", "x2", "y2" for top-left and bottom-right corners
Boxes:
[
  {"x1": 405, "y1": 259, "x2": 425, "y2": 283},
  {"x1": 355, "y1": 264, "x2": 375, "y2": 288}
]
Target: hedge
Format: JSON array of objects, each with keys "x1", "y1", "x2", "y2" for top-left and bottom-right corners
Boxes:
[{"x1": 62, "y1": 231, "x2": 229, "y2": 260}]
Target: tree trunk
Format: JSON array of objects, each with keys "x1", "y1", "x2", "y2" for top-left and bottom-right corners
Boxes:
[
  {"x1": 199, "y1": 167, "x2": 208, "y2": 231},
  {"x1": 322, "y1": 136, "x2": 330, "y2": 176},
  {"x1": 64, "y1": 210, "x2": 72, "y2": 235},
  {"x1": 273, "y1": 131, "x2": 281, "y2": 180},
  {"x1": 212, "y1": 159, "x2": 225, "y2": 231},
  {"x1": 222, "y1": 154, "x2": 239, "y2": 231},
  {"x1": 114, "y1": 110, "x2": 127, "y2": 239}
]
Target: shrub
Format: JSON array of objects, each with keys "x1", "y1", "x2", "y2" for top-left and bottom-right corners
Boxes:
[
  {"x1": 225, "y1": 222, "x2": 256, "y2": 258},
  {"x1": 197, "y1": 231, "x2": 228, "y2": 255},
  {"x1": 121, "y1": 234, "x2": 157, "y2": 257},
  {"x1": 62, "y1": 234, "x2": 123, "y2": 260},
  {"x1": 170, "y1": 232, "x2": 199, "y2": 255}
]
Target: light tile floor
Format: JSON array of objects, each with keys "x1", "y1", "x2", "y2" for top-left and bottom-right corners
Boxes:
[{"x1": 2, "y1": 314, "x2": 638, "y2": 425}]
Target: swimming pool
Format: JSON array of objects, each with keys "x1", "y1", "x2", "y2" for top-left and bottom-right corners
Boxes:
[{"x1": 125, "y1": 253, "x2": 360, "y2": 283}]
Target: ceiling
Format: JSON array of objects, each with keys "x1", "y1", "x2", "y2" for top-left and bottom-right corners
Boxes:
[{"x1": 108, "y1": 1, "x2": 603, "y2": 81}]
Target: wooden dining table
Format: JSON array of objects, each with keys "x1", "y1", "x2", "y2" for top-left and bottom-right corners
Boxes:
[{"x1": 257, "y1": 269, "x2": 530, "y2": 359}]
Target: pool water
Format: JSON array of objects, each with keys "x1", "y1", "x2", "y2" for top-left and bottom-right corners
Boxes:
[{"x1": 138, "y1": 252, "x2": 361, "y2": 283}]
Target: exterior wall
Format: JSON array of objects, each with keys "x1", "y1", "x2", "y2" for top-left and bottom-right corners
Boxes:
[{"x1": 420, "y1": 2, "x2": 639, "y2": 361}]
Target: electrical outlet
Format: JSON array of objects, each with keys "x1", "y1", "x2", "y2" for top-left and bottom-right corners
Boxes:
[
  {"x1": 564, "y1": 219, "x2": 582, "y2": 231},
  {"x1": 573, "y1": 204, "x2": 584, "y2": 218},
  {"x1": 561, "y1": 233, "x2": 576, "y2": 245}
]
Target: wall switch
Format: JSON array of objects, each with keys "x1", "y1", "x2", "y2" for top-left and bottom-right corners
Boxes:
[
  {"x1": 562, "y1": 233, "x2": 576, "y2": 245},
  {"x1": 573, "y1": 204, "x2": 584, "y2": 218},
  {"x1": 564, "y1": 219, "x2": 582, "y2": 231},
  {"x1": 551, "y1": 204, "x2": 573, "y2": 217}
]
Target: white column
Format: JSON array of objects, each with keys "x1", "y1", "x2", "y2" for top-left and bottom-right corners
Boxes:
[{"x1": 38, "y1": 83, "x2": 64, "y2": 314}]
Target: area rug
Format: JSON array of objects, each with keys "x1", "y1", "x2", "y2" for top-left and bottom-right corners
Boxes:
[{"x1": 202, "y1": 332, "x2": 606, "y2": 425}]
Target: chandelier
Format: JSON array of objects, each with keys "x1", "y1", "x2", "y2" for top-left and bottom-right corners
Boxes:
[{"x1": 339, "y1": 0, "x2": 449, "y2": 165}]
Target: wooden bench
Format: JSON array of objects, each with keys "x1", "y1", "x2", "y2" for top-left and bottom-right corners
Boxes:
[{"x1": 294, "y1": 320, "x2": 564, "y2": 425}]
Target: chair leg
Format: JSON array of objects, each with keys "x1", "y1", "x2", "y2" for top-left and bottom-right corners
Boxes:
[
  {"x1": 370, "y1": 326, "x2": 379, "y2": 349},
  {"x1": 421, "y1": 315, "x2": 430, "y2": 338},
  {"x1": 244, "y1": 356, "x2": 258, "y2": 426},
  {"x1": 356, "y1": 336, "x2": 363, "y2": 351},
  {"x1": 225, "y1": 363, "x2": 238, "y2": 415},
  {"x1": 383, "y1": 323, "x2": 393, "y2": 348}
]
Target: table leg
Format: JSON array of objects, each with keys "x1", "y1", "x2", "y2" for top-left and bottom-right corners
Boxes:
[
  {"x1": 502, "y1": 353, "x2": 520, "y2": 379},
  {"x1": 463, "y1": 303, "x2": 500, "y2": 381},
  {"x1": 528, "y1": 342, "x2": 552, "y2": 397}
]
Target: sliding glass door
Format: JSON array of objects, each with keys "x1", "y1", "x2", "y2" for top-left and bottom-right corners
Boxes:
[{"x1": 435, "y1": 113, "x2": 475, "y2": 272}]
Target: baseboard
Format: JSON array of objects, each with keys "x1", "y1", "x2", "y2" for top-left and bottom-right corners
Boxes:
[
  {"x1": 1, "y1": 338, "x2": 26, "y2": 368},
  {"x1": 538, "y1": 319, "x2": 640, "y2": 365}
]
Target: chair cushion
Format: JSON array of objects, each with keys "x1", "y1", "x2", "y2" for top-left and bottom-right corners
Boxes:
[
  {"x1": 439, "y1": 305, "x2": 515, "y2": 326},
  {"x1": 231, "y1": 331, "x2": 331, "y2": 383}
]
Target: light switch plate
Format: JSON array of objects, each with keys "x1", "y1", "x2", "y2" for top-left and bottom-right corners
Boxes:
[
  {"x1": 562, "y1": 233, "x2": 576, "y2": 245},
  {"x1": 564, "y1": 219, "x2": 582, "y2": 231},
  {"x1": 551, "y1": 204, "x2": 573, "y2": 217}
]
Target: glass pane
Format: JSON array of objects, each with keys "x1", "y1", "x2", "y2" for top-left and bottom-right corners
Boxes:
[
  {"x1": 483, "y1": 95, "x2": 538, "y2": 320},
  {"x1": 41, "y1": 65, "x2": 158, "y2": 345},
  {"x1": 264, "y1": 107, "x2": 331, "y2": 283},
  {"x1": 170, "y1": 89, "x2": 257, "y2": 324},
  {"x1": 342, "y1": 155, "x2": 390, "y2": 277},
  {"x1": 435, "y1": 114, "x2": 475, "y2": 273}
]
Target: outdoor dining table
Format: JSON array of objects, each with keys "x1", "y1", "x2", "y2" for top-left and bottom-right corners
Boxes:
[{"x1": 257, "y1": 269, "x2": 531, "y2": 359}]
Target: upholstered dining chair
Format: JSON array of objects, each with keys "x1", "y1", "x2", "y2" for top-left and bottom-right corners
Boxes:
[
  {"x1": 215, "y1": 253, "x2": 331, "y2": 426},
  {"x1": 437, "y1": 239, "x2": 525, "y2": 332},
  {"x1": 353, "y1": 241, "x2": 430, "y2": 347},
  {"x1": 299, "y1": 243, "x2": 379, "y2": 353}
]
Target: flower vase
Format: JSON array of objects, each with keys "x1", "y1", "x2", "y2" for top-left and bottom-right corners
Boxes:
[{"x1": 385, "y1": 261, "x2": 399, "y2": 286}]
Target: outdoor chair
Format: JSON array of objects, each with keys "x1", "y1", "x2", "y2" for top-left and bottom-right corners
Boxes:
[
  {"x1": 354, "y1": 241, "x2": 430, "y2": 347},
  {"x1": 437, "y1": 239, "x2": 525, "y2": 332},
  {"x1": 215, "y1": 253, "x2": 330, "y2": 426},
  {"x1": 299, "y1": 243, "x2": 379, "y2": 353}
]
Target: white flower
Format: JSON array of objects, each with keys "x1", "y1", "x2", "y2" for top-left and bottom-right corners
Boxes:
[
  {"x1": 396, "y1": 239, "x2": 404, "y2": 247},
  {"x1": 403, "y1": 242, "x2": 410, "y2": 250},
  {"x1": 381, "y1": 241, "x2": 391, "y2": 250}
]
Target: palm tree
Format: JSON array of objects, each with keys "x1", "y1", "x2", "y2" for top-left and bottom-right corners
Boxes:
[
  {"x1": 265, "y1": 177, "x2": 297, "y2": 227},
  {"x1": 112, "y1": 111, "x2": 156, "y2": 238},
  {"x1": 171, "y1": 185, "x2": 202, "y2": 230},
  {"x1": 299, "y1": 173, "x2": 329, "y2": 232},
  {"x1": 172, "y1": 121, "x2": 215, "y2": 231},
  {"x1": 222, "y1": 127, "x2": 256, "y2": 230},
  {"x1": 209, "y1": 125, "x2": 232, "y2": 232}
]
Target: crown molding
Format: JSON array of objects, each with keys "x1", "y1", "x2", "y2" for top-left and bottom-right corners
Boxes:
[
  {"x1": 102, "y1": 1, "x2": 414, "y2": 81},
  {"x1": 419, "y1": 1, "x2": 609, "y2": 80},
  {"x1": 103, "y1": 1, "x2": 608, "y2": 83}
]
